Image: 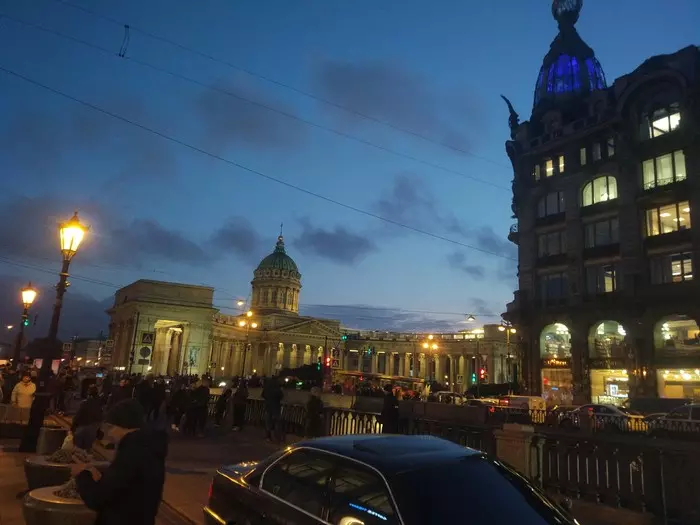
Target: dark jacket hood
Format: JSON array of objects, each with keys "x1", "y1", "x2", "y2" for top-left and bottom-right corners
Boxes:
[{"x1": 119, "y1": 428, "x2": 168, "y2": 460}]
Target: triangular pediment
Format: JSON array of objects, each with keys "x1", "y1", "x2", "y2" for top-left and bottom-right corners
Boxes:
[{"x1": 274, "y1": 318, "x2": 341, "y2": 338}]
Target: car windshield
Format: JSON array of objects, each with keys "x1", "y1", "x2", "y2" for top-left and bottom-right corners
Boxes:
[{"x1": 391, "y1": 455, "x2": 574, "y2": 525}]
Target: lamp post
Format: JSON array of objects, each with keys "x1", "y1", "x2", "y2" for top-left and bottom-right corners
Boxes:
[
  {"x1": 499, "y1": 322, "x2": 518, "y2": 385},
  {"x1": 421, "y1": 335, "x2": 438, "y2": 383},
  {"x1": 12, "y1": 282, "x2": 37, "y2": 369},
  {"x1": 21, "y1": 211, "x2": 87, "y2": 453},
  {"x1": 239, "y1": 311, "x2": 257, "y2": 377}
]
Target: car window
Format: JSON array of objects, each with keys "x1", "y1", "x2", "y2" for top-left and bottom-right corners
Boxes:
[
  {"x1": 327, "y1": 460, "x2": 398, "y2": 525},
  {"x1": 261, "y1": 449, "x2": 334, "y2": 518},
  {"x1": 691, "y1": 407, "x2": 700, "y2": 421},
  {"x1": 391, "y1": 455, "x2": 574, "y2": 525},
  {"x1": 667, "y1": 406, "x2": 691, "y2": 419}
]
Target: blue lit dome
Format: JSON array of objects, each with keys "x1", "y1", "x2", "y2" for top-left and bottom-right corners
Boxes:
[{"x1": 533, "y1": 0, "x2": 607, "y2": 112}]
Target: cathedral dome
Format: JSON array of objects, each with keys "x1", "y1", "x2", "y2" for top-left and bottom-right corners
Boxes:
[
  {"x1": 256, "y1": 235, "x2": 299, "y2": 275},
  {"x1": 533, "y1": 0, "x2": 607, "y2": 113},
  {"x1": 251, "y1": 234, "x2": 301, "y2": 315}
]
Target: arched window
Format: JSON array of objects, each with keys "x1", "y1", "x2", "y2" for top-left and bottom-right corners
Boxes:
[
  {"x1": 540, "y1": 323, "x2": 572, "y2": 359},
  {"x1": 582, "y1": 176, "x2": 617, "y2": 207},
  {"x1": 588, "y1": 321, "x2": 626, "y2": 358}
]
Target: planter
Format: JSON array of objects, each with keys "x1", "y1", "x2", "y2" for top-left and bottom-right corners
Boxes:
[
  {"x1": 23, "y1": 486, "x2": 96, "y2": 525},
  {"x1": 37, "y1": 427, "x2": 68, "y2": 455},
  {"x1": 24, "y1": 457, "x2": 110, "y2": 490}
]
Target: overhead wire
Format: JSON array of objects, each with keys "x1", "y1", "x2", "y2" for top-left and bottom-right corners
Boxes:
[
  {"x1": 50, "y1": 0, "x2": 511, "y2": 170},
  {"x1": 2, "y1": 13, "x2": 508, "y2": 192},
  {"x1": 0, "y1": 62, "x2": 517, "y2": 262}
]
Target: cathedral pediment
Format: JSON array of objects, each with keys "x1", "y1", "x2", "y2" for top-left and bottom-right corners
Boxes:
[{"x1": 273, "y1": 318, "x2": 341, "y2": 338}]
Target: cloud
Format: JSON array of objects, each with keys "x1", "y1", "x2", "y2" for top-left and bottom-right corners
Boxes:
[
  {"x1": 209, "y1": 217, "x2": 264, "y2": 263},
  {"x1": 292, "y1": 219, "x2": 376, "y2": 265},
  {"x1": 193, "y1": 76, "x2": 306, "y2": 152},
  {"x1": 446, "y1": 252, "x2": 485, "y2": 279},
  {"x1": 312, "y1": 60, "x2": 475, "y2": 149},
  {"x1": 0, "y1": 274, "x2": 110, "y2": 342}
]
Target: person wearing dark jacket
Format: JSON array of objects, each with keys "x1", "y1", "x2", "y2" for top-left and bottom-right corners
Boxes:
[
  {"x1": 380, "y1": 384, "x2": 400, "y2": 434},
  {"x1": 304, "y1": 387, "x2": 324, "y2": 438},
  {"x1": 262, "y1": 377, "x2": 283, "y2": 442},
  {"x1": 72, "y1": 385, "x2": 103, "y2": 450},
  {"x1": 73, "y1": 399, "x2": 168, "y2": 525},
  {"x1": 232, "y1": 381, "x2": 248, "y2": 431},
  {"x1": 214, "y1": 388, "x2": 231, "y2": 427}
]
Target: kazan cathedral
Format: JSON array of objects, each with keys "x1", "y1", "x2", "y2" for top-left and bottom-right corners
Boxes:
[{"x1": 107, "y1": 233, "x2": 518, "y2": 393}]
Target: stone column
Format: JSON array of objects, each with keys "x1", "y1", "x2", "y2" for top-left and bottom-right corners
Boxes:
[
  {"x1": 371, "y1": 353, "x2": 379, "y2": 374},
  {"x1": 436, "y1": 355, "x2": 446, "y2": 384}
]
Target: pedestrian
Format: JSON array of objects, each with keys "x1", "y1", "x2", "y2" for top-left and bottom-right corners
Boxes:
[
  {"x1": 168, "y1": 384, "x2": 189, "y2": 432},
  {"x1": 262, "y1": 377, "x2": 283, "y2": 443},
  {"x1": 232, "y1": 381, "x2": 248, "y2": 431},
  {"x1": 72, "y1": 399, "x2": 168, "y2": 525},
  {"x1": 304, "y1": 387, "x2": 324, "y2": 438},
  {"x1": 380, "y1": 383, "x2": 399, "y2": 434},
  {"x1": 71, "y1": 385, "x2": 103, "y2": 451},
  {"x1": 214, "y1": 388, "x2": 231, "y2": 427},
  {"x1": 192, "y1": 379, "x2": 211, "y2": 436},
  {"x1": 11, "y1": 372, "x2": 36, "y2": 409},
  {"x1": 2, "y1": 369, "x2": 17, "y2": 404}
]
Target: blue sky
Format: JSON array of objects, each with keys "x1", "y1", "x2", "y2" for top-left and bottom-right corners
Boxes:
[{"x1": 0, "y1": 0, "x2": 698, "y2": 339}]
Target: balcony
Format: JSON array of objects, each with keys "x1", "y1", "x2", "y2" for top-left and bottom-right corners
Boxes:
[{"x1": 507, "y1": 222, "x2": 519, "y2": 245}]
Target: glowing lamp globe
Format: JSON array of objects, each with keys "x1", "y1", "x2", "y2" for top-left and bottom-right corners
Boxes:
[
  {"x1": 21, "y1": 282, "x2": 37, "y2": 308},
  {"x1": 59, "y1": 211, "x2": 88, "y2": 258}
]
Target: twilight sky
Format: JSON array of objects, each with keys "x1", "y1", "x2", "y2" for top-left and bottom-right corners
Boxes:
[{"x1": 0, "y1": 0, "x2": 698, "y2": 340}]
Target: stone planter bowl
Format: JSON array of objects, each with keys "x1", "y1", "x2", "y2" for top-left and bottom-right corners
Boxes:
[
  {"x1": 37, "y1": 427, "x2": 69, "y2": 455},
  {"x1": 23, "y1": 486, "x2": 96, "y2": 525},
  {"x1": 24, "y1": 456, "x2": 110, "y2": 490}
]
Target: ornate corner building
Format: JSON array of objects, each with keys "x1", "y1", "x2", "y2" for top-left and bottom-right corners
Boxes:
[{"x1": 503, "y1": 0, "x2": 700, "y2": 405}]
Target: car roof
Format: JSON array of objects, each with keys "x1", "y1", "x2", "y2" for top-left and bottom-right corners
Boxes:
[{"x1": 292, "y1": 434, "x2": 481, "y2": 475}]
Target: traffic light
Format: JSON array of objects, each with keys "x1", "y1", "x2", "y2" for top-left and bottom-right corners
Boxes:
[
  {"x1": 23, "y1": 318, "x2": 29, "y2": 327},
  {"x1": 479, "y1": 368, "x2": 486, "y2": 380},
  {"x1": 325, "y1": 356, "x2": 331, "y2": 367},
  {"x1": 471, "y1": 372, "x2": 477, "y2": 384},
  {"x1": 316, "y1": 357, "x2": 322, "y2": 371},
  {"x1": 341, "y1": 334, "x2": 348, "y2": 341}
]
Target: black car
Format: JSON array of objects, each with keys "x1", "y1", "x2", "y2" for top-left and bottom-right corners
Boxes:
[{"x1": 204, "y1": 434, "x2": 577, "y2": 525}]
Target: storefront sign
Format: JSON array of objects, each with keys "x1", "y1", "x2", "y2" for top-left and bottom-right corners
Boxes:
[
  {"x1": 541, "y1": 358, "x2": 570, "y2": 368},
  {"x1": 589, "y1": 357, "x2": 627, "y2": 369}
]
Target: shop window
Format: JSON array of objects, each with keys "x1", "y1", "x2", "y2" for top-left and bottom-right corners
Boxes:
[
  {"x1": 642, "y1": 150, "x2": 686, "y2": 190},
  {"x1": 589, "y1": 321, "x2": 626, "y2": 358},
  {"x1": 580, "y1": 147, "x2": 587, "y2": 166},
  {"x1": 643, "y1": 103, "x2": 681, "y2": 139},
  {"x1": 582, "y1": 176, "x2": 617, "y2": 207},
  {"x1": 585, "y1": 264, "x2": 617, "y2": 294},
  {"x1": 658, "y1": 370, "x2": 700, "y2": 401},
  {"x1": 590, "y1": 370, "x2": 629, "y2": 406},
  {"x1": 533, "y1": 164, "x2": 541, "y2": 181},
  {"x1": 542, "y1": 369, "x2": 574, "y2": 407},
  {"x1": 650, "y1": 252, "x2": 693, "y2": 284},
  {"x1": 538, "y1": 273, "x2": 568, "y2": 304},
  {"x1": 592, "y1": 142, "x2": 602, "y2": 161},
  {"x1": 584, "y1": 217, "x2": 619, "y2": 248},
  {"x1": 537, "y1": 230, "x2": 567, "y2": 257},
  {"x1": 545, "y1": 159, "x2": 554, "y2": 178},
  {"x1": 654, "y1": 315, "x2": 700, "y2": 358},
  {"x1": 645, "y1": 201, "x2": 691, "y2": 236},
  {"x1": 539, "y1": 323, "x2": 571, "y2": 359},
  {"x1": 537, "y1": 191, "x2": 565, "y2": 218}
]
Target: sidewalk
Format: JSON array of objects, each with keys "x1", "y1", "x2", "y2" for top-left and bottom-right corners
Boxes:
[{"x1": 0, "y1": 440, "x2": 30, "y2": 525}]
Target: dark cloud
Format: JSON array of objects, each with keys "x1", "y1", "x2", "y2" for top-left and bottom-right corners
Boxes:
[
  {"x1": 299, "y1": 304, "x2": 460, "y2": 333},
  {"x1": 471, "y1": 226, "x2": 517, "y2": 259},
  {"x1": 193, "y1": 76, "x2": 306, "y2": 152},
  {"x1": 292, "y1": 219, "x2": 376, "y2": 265},
  {"x1": 209, "y1": 217, "x2": 264, "y2": 263},
  {"x1": 0, "y1": 195, "x2": 265, "y2": 269},
  {"x1": 312, "y1": 60, "x2": 475, "y2": 149},
  {"x1": 0, "y1": 274, "x2": 110, "y2": 343},
  {"x1": 446, "y1": 252, "x2": 485, "y2": 279}
]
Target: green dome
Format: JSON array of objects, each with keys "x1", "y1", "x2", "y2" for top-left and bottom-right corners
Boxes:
[{"x1": 255, "y1": 236, "x2": 299, "y2": 274}]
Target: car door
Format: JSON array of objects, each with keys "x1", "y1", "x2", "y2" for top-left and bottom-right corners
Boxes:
[
  {"x1": 256, "y1": 448, "x2": 335, "y2": 524},
  {"x1": 325, "y1": 458, "x2": 401, "y2": 525}
]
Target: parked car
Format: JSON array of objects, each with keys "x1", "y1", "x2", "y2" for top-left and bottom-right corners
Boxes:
[
  {"x1": 204, "y1": 434, "x2": 578, "y2": 525},
  {"x1": 559, "y1": 404, "x2": 647, "y2": 433},
  {"x1": 648, "y1": 403, "x2": 700, "y2": 439}
]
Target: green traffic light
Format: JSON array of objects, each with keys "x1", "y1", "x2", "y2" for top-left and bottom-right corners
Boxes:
[{"x1": 23, "y1": 319, "x2": 29, "y2": 327}]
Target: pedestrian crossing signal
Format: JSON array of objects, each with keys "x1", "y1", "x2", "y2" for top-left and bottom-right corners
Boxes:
[
  {"x1": 316, "y1": 357, "x2": 322, "y2": 370},
  {"x1": 23, "y1": 318, "x2": 29, "y2": 327},
  {"x1": 341, "y1": 334, "x2": 348, "y2": 341}
]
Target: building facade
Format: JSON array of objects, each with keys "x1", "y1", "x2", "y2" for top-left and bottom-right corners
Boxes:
[
  {"x1": 503, "y1": 0, "x2": 700, "y2": 405},
  {"x1": 107, "y1": 234, "x2": 518, "y2": 391}
]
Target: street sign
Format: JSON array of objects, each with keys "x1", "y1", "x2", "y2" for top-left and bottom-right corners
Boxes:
[
  {"x1": 137, "y1": 358, "x2": 149, "y2": 365},
  {"x1": 331, "y1": 359, "x2": 340, "y2": 369},
  {"x1": 62, "y1": 342, "x2": 72, "y2": 352},
  {"x1": 105, "y1": 339, "x2": 114, "y2": 348},
  {"x1": 139, "y1": 347, "x2": 152, "y2": 358},
  {"x1": 331, "y1": 348, "x2": 340, "y2": 359},
  {"x1": 456, "y1": 375, "x2": 464, "y2": 385},
  {"x1": 141, "y1": 332, "x2": 155, "y2": 345}
]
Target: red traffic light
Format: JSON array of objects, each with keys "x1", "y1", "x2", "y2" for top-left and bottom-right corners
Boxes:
[
  {"x1": 325, "y1": 357, "x2": 331, "y2": 367},
  {"x1": 479, "y1": 368, "x2": 486, "y2": 376}
]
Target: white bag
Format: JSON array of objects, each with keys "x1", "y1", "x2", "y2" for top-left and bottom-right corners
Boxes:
[{"x1": 61, "y1": 432, "x2": 74, "y2": 450}]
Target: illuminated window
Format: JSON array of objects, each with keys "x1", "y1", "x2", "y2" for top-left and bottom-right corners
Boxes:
[
  {"x1": 650, "y1": 252, "x2": 693, "y2": 284},
  {"x1": 642, "y1": 150, "x2": 686, "y2": 190},
  {"x1": 582, "y1": 176, "x2": 617, "y2": 207},
  {"x1": 584, "y1": 217, "x2": 619, "y2": 248},
  {"x1": 645, "y1": 201, "x2": 691, "y2": 236},
  {"x1": 537, "y1": 230, "x2": 567, "y2": 257},
  {"x1": 533, "y1": 164, "x2": 541, "y2": 181},
  {"x1": 580, "y1": 147, "x2": 587, "y2": 166},
  {"x1": 537, "y1": 191, "x2": 566, "y2": 218},
  {"x1": 586, "y1": 264, "x2": 617, "y2": 294},
  {"x1": 592, "y1": 142, "x2": 601, "y2": 161},
  {"x1": 644, "y1": 103, "x2": 681, "y2": 139},
  {"x1": 558, "y1": 155, "x2": 565, "y2": 174},
  {"x1": 545, "y1": 159, "x2": 554, "y2": 178}
]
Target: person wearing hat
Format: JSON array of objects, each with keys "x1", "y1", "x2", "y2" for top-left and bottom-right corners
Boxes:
[{"x1": 71, "y1": 398, "x2": 168, "y2": 525}]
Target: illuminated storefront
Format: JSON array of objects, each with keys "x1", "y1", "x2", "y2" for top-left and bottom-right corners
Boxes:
[
  {"x1": 657, "y1": 369, "x2": 700, "y2": 401},
  {"x1": 540, "y1": 323, "x2": 573, "y2": 406},
  {"x1": 589, "y1": 321, "x2": 629, "y2": 405},
  {"x1": 590, "y1": 367, "x2": 629, "y2": 405},
  {"x1": 655, "y1": 315, "x2": 700, "y2": 400}
]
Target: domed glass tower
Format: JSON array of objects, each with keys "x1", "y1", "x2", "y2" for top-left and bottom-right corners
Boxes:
[
  {"x1": 251, "y1": 234, "x2": 301, "y2": 315},
  {"x1": 533, "y1": 0, "x2": 607, "y2": 115}
]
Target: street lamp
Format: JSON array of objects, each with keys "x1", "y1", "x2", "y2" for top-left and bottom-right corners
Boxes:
[
  {"x1": 499, "y1": 322, "x2": 518, "y2": 384},
  {"x1": 466, "y1": 314, "x2": 476, "y2": 322},
  {"x1": 239, "y1": 314, "x2": 258, "y2": 376},
  {"x1": 21, "y1": 211, "x2": 88, "y2": 453},
  {"x1": 12, "y1": 282, "x2": 37, "y2": 368},
  {"x1": 421, "y1": 336, "x2": 438, "y2": 381},
  {"x1": 236, "y1": 300, "x2": 245, "y2": 307}
]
